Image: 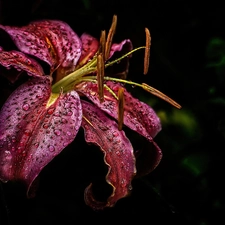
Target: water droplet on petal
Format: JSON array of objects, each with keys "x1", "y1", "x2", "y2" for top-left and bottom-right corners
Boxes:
[
  {"x1": 48, "y1": 145, "x2": 55, "y2": 152},
  {"x1": 36, "y1": 94, "x2": 43, "y2": 99},
  {"x1": 61, "y1": 118, "x2": 68, "y2": 124},
  {"x1": 54, "y1": 129, "x2": 61, "y2": 136},
  {"x1": 112, "y1": 131, "x2": 119, "y2": 137},
  {"x1": 63, "y1": 142, "x2": 68, "y2": 147},
  {"x1": 64, "y1": 102, "x2": 71, "y2": 108},
  {"x1": 43, "y1": 123, "x2": 50, "y2": 129},
  {"x1": 115, "y1": 150, "x2": 121, "y2": 156},
  {"x1": 54, "y1": 111, "x2": 60, "y2": 117},
  {"x1": 34, "y1": 142, "x2": 39, "y2": 148},
  {"x1": 11, "y1": 136, "x2": 16, "y2": 143},
  {"x1": 66, "y1": 110, "x2": 73, "y2": 116},
  {"x1": 47, "y1": 108, "x2": 55, "y2": 115},
  {"x1": 24, "y1": 129, "x2": 31, "y2": 136},
  {"x1": 22, "y1": 103, "x2": 30, "y2": 111},
  {"x1": 4, "y1": 150, "x2": 12, "y2": 160},
  {"x1": 121, "y1": 178, "x2": 126, "y2": 187}
]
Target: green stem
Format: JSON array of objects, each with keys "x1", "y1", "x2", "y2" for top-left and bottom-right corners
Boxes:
[{"x1": 51, "y1": 46, "x2": 146, "y2": 93}]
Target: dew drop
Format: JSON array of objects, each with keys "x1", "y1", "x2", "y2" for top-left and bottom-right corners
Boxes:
[
  {"x1": 22, "y1": 103, "x2": 30, "y2": 111},
  {"x1": 115, "y1": 150, "x2": 121, "y2": 156},
  {"x1": 64, "y1": 102, "x2": 71, "y2": 108},
  {"x1": 47, "y1": 108, "x2": 55, "y2": 115},
  {"x1": 43, "y1": 123, "x2": 50, "y2": 129},
  {"x1": 54, "y1": 129, "x2": 61, "y2": 136},
  {"x1": 24, "y1": 129, "x2": 31, "y2": 136},
  {"x1": 63, "y1": 142, "x2": 68, "y2": 147},
  {"x1": 121, "y1": 178, "x2": 126, "y2": 187},
  {"x1": 66, "y1": 110, "x2": 73, "y2": 116},
  {"x1": 54, "y1": 111, "x2": 60, "y2": 117},
  {"x1": 67, "y1": 131, "x2": 71, "y2": 136},
  {"x1": 48, "y1": 145, "x2": 55, "y2": 152},
  {"x1": 112, "y1": 131, "x2": 119, "y2": 137},
  {"x1": 36, "y1": 94, "x2": 43, "y2": 99},
  {"x1": 4, "y1": 150, "x2": 12, "y2": 160},
  {"x1": 61, "y1": 118, "x2": 68, "y2": 124},
  {"x1": 34, "y1": 142, "x2": 39, "y2": 148},
  {"x1": 11, "y1": 136, "x2": 16, "y2": 143}
]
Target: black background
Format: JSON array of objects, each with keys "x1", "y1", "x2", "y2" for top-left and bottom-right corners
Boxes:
[{"x1": 0, "y1": 1, "x2": 225, "y2": 224}]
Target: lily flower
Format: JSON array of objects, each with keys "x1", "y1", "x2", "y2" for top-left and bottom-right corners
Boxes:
[{"x1": 0, "y1": 16, "x2": 181, "y2": 209}]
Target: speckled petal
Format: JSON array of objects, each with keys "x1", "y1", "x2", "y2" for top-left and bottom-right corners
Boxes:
[
  {"x1": 78, "y1": 33, "x2": 99, "y2": 66},
  {"x1": 78, "y1": 81, "x2": 161, "y2": 139},
  {"x1": 0, "y1": 77, "x2": 82, "y2": 196},
  {"x1": 0, "y1": 49, "x2": 44, "y2": 77},
  {"x1": 81, "y1": 100, "x2": 136, "y2": 210},
  {"x1": 0, "y1": 20, "x2": 82, "y2": 69},
  {"x1": 78, "y1": 81, "x2": 162, "y2": 173}
]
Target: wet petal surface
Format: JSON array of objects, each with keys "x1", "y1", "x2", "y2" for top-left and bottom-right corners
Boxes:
[
  {"x1": 78, "y1": 81, "x2": 161, "y2": 139},
  {"x1": 0, "y1": 49, "x2": 44, "y2": 77},
  {"x1": 81, "y1": 100, "x2": 136, "y2": 209},
  {"x1": 78, "y1": 33, "x2": 99, "y2": 66},
  {"x1": 0, "y1": 20, "x2": 82, "y2": 69},
  {"x1": 0, "y1": 77, "x2": 82, "y2": 195}
]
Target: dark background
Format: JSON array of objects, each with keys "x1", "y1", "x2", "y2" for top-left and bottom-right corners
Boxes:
[{"x1": 0, "y1": 0, "x2": 225, "y2": 224}]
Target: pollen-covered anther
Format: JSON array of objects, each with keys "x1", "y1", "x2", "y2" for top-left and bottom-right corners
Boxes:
[
  {"x1": 144, "y1": 27, "x2": 151, "y2": 75},
  {"x1": 105, "y1": 15, "x2": 117, "y2": 60},
  {"x1": 97, "y1": 53, "x2": 105, "y2": 102},
  {"x1": 99, "y1": 30, "x2": 106, "y2": 61},
  {"x1": 118, "y1": 87, "x2": 125, "y2": 130},
  {"x1": 142, "y1": 83, "x2": 182, "y2": 109}
]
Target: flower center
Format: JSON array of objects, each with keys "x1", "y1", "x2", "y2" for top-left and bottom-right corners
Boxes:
[{"x1": 51, "y1": 15, "x2": 181, "y2": 110}]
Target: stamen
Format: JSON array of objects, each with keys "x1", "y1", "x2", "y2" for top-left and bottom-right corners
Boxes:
[
  {"x1": 86, "y1": 75, "x2": 181, "y2": 109},
  {"x1": 83, "y1": 116, "x2": 94, "y2": 127},
  {"x1": 118, "y1": 87, "x2": 124, "y2": 130},
  {"x1": 52, "y1": 16, "x2": 181, "y2": 110},
  {"x1": 105, "y1": 15, "x2": 117, "y2": 60},
  {"x1": 76, "y1": 78, "x2": 119, "y2": 100},
  {"x1": 97, "y1": 53, "x2": 105, "y2": 102},
  {"x1": 100, "y1": 30, "x2": 106, "y2": 61},
  {"x1": 104, "y1": 84, "x2": 118, "y2": 100},
  {"x1": 144, "y1": 28, "x2": 151, "y2": 75},
  {"x1": 105, "y1": 46, "x2": 145, "y2": 67},
  {"x1": 142, "y1": 83, "x2": 182, "y2": 109}
]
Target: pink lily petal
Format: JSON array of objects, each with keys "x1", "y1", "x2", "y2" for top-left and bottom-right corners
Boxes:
[
  {"x1": 0, "y1": 49, "x2": 44, "y2": 77},
  {"x1": 78, "y1": 81, "x2": 161, "y2": 139},
  {"x1": 77, "y1": 33, "x2": 99, "y2": 66},
  {"x1": 81, "y1": 100, "x2": 136, "y2": 209},
  {"x1": 78, "y1": 81, "x2": 162, "y2": 173},
  {"x1": 0, "y1": 20, "x2": 82, "y2": 69},
  {"x1": 109, "y1": 39, "x2": 133, "y2": 59},
  {"x1": 0, "y1": 77, "x2": 82, "y2": 195}
]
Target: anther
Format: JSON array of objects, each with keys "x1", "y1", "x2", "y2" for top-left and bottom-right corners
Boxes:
[
  {"x1": 97, "y1": 53, "x2": 105, "y2": 102},
  {"x1": 142, "y1": 83, "x2": 182, "y2": 109},
  {"x1": 144, "y1": 28, "x2": 151, "y2": 75},
  {"x1": 100, "y1": 30, "x2": 106, "y2": 61},
  {"x1": 105, "y1": 15, "x2": 117, "y2": 60}
]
